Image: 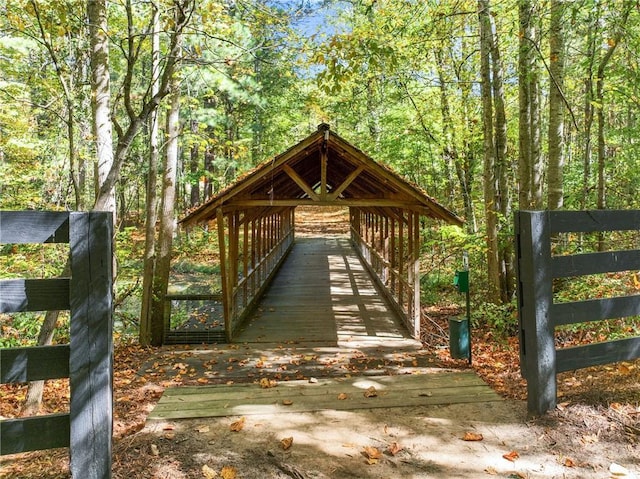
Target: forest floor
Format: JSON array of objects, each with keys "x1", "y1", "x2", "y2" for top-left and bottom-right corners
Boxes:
[
  {"x1": 1, "y1": 331, "x2": 639, "y2": 479},
  {"x1": 1, "y1": 207, "x2": 640, "y2": 478}
]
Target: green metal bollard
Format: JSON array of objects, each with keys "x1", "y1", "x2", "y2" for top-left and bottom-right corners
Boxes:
[{"x1": 449, "y1": 316, "x2": 470, "y2": 360}]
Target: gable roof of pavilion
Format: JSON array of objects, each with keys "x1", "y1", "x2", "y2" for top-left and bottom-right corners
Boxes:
[{"x1": 180, "y1": 124, "x2": 464, "y2": 226}]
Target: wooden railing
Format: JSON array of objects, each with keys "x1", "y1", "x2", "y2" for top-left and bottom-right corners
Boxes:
[
  {"x1": 516, "y1": 210, "x2": 640, "y2": 415},
  {"x1": 229, "y1": 228, "x2": 294, "y2": 335},
  {"x1": 349, "y1": 207, "x2": 421, "y2": 338},
  {"x1": 0, "y1": 211, "x2": 113, "y2": 479}
]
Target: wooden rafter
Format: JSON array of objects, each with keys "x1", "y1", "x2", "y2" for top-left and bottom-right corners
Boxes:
[
  {"x1": 328, "y1": 165, "x2": 365, "y2": 201},
  {"x1": 283, "y1": 164, "x2": 319, "y2": 201}
]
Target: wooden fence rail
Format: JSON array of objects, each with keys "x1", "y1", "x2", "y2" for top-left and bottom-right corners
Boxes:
[
  {"x1": 516, "y1": 210, "x2": 640, "y2": 416},
  {"x1": 0, "y1": 211, "x2": 113, "y2": 479}
]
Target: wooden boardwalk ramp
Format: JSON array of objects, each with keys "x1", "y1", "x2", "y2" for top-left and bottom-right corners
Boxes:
[
  {"x1": 235, "y1": 235, "x2": 417, "y2": 348},
  {"x1": 149, "y1": 371, "x2": 501, "y2": 420},
  {"x1": 149, "y1": 233, "x2": 502, "y2": 422}
]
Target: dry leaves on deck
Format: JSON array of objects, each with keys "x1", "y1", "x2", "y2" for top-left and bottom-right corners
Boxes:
[
  {"x1": 229, "y1": 417, "x2": 245, "y2": 432},
  {"x1": 260, "y1": 378, "x2": 277, "y2": 388},
  {"x1": 363, "y1": 386, "x2": 377, "y2": 398}
]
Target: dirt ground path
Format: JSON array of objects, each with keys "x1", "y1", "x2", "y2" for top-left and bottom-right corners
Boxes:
[{"x1": 110, "y1": 342, "x2": 640, "y2": 479}]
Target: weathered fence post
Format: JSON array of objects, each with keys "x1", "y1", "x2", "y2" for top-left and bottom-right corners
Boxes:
[
  {"x1": 515, "y1": 211, "x2": 556, "y2": 415},
  {"x1": 0, "y1": 211, "x2": 113, "y2": 478},
  {"x1": 69, "y1": 212, "x2": 113, "y2": 479}
]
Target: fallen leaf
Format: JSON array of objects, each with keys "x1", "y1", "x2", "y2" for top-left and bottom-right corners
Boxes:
[
  {"x1": 364, "y1": 386, "x2": 378, "y2": 398},
  {"x1": 195, "y1": 425, "x2": 210, "y2": 433},
  {"x1": 462, "y1": 432, "x2": 484, "y2": 441},
  {"x1": 581, "y1": 433, "x2": 598, "y2": 444},
  {"x1": 502, "y1": 450, "x2": 519, "y2": 462},
  {"x1": 220, "y1": 465, "x2": 237, "y2": 479},
  {"x1": 202, "y1": 464, "x2": 218, "y2": 478},
  {"x1": 610, "y1": 463, "x2": 630, "y2": 476},
  {"x1": 197, "y1": 377, "x2": 209, "y2": 384},
  {"x1": 150, "y1": 444, "x2": 159, "y2": 456},
  {"x1": 563, "y1": 457, "x2": 576, "y2": 467},
  {"x1": 363, "y1": 446, "x2": 382, "y2": 460},
  {"x1": 337, "y1": 392, "x2": 348, "y2": 400},
  {"x1": 484, "y1": 466, "x2": 498, "y2": 475},
  {"x1": 618, "y1": 363, "x2": 632, "y2": 375},
  {"x1": 230, "y1": 417, "x2": 245, "y2": 432},
  {"x1": 260, "y1": 378, "x2": 277, "y2": 389},
  {"x1": 280, "y1": 437, "x2": 293, "y2": 450},
  {"x1": 387, "y1": 442, "x2": 403, "y2": 456},
  {"x1": 164, "y1": 431, "x2": 175, "y2": 440},
  {"x1": 282, "y1": 399, "x2": 293, "y2": 406}
]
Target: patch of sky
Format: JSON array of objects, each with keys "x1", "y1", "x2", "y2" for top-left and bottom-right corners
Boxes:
[{"x1": 266, "y1": 0, "x2": 352, "y2": 77}]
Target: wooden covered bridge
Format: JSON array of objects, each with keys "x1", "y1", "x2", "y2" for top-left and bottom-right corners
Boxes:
[{"x1": 170, "y1": 124, "x2": 462, "y2": 345}]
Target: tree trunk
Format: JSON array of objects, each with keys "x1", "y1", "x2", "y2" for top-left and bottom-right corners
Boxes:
[
  {"x1": 190, "y1": 119, "x2": 200, "y2": 207},
  {"x1": 140, "y1": 1, "x2": 161, "y2": 345},
  {"x1": 93, "y1": 0, "x2": 193, "y2": 211},
  {"x1": 518, "y1": 0, "x2": 534, "y2": 209},
  {"x1": 595, "y1": 1, "x2": 631, "y2": 250},
  {"x1": 547, "y1": 0, "x2": 565, "y2": 211},
  {"x1": 23, "y1": 0, "x2": 113, "y2": 415},
  {"x1": 88, "y1": 0, "x2": 115, "y2": 214},
  {"x1": 581, "y1": 6, "x2": 598, "y2": 210},
  {"x1": 435, "y1": 49, "x2": 474, "y2": 229},
  {"x1": 478, "y1": 0, "x2": 501, "y2": 304},
  {"x1": 149, "y1": 81, "x2": 181, "y2": 345},
  {"x1": 486, "y1": 4, "x2": 513, "y2": 302}
]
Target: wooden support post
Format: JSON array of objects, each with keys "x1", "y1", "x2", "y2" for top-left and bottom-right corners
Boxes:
[
  {"x1": 228, "y1": 212, "x2": 240, "y2": 323},
  {"x1": 412, "y1": 212, "x2": 421, "y2": 339},
  {"x1": 69, "y1": 212, "x2": 113, "y2": 479},
  {"x1": 398, "y1": 212, "x2": 404, "y2": 311},
  {"x1": 217, "y1": 209, "x2": 231, "y2": 341},
  {"x1": 390, "y1": 216, "x2": 396, "y2": 295},
  {"x1": 243, "y1": 211, "x2": 249, "y2": 309},
  {"x1": 320, "y1": 147, "x2": 328, "y2": 200},
  {"x1": 408, "y1": 210, "x2": 414, "y2": 318},
  {"x1": 516, "y1": 211, "x2": 556, "y2": 416},
  {"x1": 251, "y1": 217, "x2": 256, "y2": 299},
  {"x1": 383, "y1": 215, "x2": 389, "y2": 285}
]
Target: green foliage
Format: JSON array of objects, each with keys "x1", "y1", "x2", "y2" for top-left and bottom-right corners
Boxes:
[
  {"x1": 0, "y1": 311, "x2": 69, "y2": 347},
  {"x1": 470, "y1": 300, "x2": 518, "y2": 338}
]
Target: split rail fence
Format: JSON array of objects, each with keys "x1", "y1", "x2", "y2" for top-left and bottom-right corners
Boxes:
[
  {"x1": 516, "y1": 210, "x2": 640, "y2": 415},
  {"x1": 0, "y1": 211, "x2": 113, "y2": 479}
]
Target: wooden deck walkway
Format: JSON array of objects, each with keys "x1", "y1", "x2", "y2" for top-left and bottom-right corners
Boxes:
[
  {"x1": 149, "y1": 371, "x2": 502, "y2": 420},
  {"x1": 235, "y1": 235, "x2": 418, "y2": 348}
]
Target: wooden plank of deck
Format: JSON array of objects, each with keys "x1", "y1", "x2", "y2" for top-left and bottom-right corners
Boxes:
[
  {"x1": 149, "y1": 371, "x2": 502, "y2": 420},
  {"x1": 235, "y1": 236, "x2": 417, "y2": 347}
]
